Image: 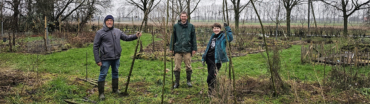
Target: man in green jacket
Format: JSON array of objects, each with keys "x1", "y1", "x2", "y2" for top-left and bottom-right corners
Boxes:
[{"x1": 170, "y1": 11, "x2": 197, "y2": 88}]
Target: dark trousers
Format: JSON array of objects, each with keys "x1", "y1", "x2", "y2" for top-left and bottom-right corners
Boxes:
[{"x1": 205, "y1": 56, "x2": 221, "y2": 88}]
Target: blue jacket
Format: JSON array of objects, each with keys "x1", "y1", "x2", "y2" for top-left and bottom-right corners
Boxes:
[{"x1": 202, "y1": 26, "x2": 233, "y2": 63}]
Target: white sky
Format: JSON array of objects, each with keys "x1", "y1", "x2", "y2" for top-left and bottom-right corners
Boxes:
[{"x1": 103, "y1": 0, "x2": 251, "y2": 16}]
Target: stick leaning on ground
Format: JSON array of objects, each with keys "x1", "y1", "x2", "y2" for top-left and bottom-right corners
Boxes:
[{"x1": 121, "y1": 9, "x2": 149, "y2": 96}]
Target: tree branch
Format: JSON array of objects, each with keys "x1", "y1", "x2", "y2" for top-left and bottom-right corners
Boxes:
[
  {"x1": 347, "y1": 0, "x2": 370, "y2": 16},
  {"x1": 61, "y1": 0, "x2": 87, "y2": 21},
  {"x1": 320, "y1": 0, "x2": 344, "y2": 11},
  {"x1": 190, "y1": 0, "x2": 201, "y2": 14},
  {"x1": 55, "y1": 0, "x2": 73, "y2": 21},
  {"x1": 127, "y1": 0, "x2": 145, "y2": 11}
]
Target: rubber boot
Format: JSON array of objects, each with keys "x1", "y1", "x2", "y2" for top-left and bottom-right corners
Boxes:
[
  {"x1": 208, "y1": 82, "x2": 215, "y2": 97},
  {"x1": 173, "y1": 71, "x2": 180, "y2": 88},
  {"x1": 112, "y1": 78, "x2": 120, "y2": 94},
  {"x1": 98, "y1": 81, "x2": 105, "y2": 100},
  {"x1": 186, "y1": 71, "x2": 193, "y2": 87}
]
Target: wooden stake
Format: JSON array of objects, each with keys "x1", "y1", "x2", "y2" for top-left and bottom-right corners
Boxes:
[
  {"x1": 86, "y1": 52, "x2": 88, "y2": 80},
  {"x1": 251, "y1": 0, "x2": 277, "y2": 97},
  {"x1": 44, "y1": 16, "x2": 48, "y2": 52},
  {"x1": 122, "y1": 1, "x2": 152, "y2": 96}
]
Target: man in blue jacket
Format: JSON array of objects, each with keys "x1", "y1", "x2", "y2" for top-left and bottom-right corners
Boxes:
[
  {"x1": 93, "y1": 15, "x2": 142, "y2": 100},
  {"x1": 202, "y1": 23, "x2": 233, "y2": 96}
]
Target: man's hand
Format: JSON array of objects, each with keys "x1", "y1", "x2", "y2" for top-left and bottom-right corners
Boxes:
[
  {"x1": 170, "y1": 51, "x2": 174, "y2": 54},
  {"x1": 97, "y1": 62, "x2": 102, "y2": 66},
  {"x1": 136, "y1": 32, "x2": 142, "y2": 37},
  {"x1": 192, "y1": 51, "x2": 196, "y2": 55}
]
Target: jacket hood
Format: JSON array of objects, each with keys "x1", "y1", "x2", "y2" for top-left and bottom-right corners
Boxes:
[{"x1": 103, "y1": 23, "x2": 114, "y2": 31}]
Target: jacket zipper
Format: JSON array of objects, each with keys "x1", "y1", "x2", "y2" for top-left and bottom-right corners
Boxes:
[{"x1": 111, "y1": 31, "x2": 116, "y2": 58}]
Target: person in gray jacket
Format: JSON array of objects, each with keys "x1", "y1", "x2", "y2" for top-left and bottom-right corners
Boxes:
[{"x1": 93, "y1": 15, "x2": 142, "y2": 100}]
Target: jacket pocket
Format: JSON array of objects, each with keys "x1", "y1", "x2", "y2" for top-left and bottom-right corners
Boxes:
[{"x1": 100, "y1": 46, "x2": 105, "y2": 55}]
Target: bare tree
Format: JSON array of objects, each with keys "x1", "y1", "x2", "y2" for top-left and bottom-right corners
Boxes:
[
  {"x1": 230, "y1": 0, "x2": 250, "y2": 30},
  {"x1": 320, "y1": 0, "x2": 370, "y2": 36},
  {"x1": 4, "y1": 0, "x2": 21, "y2": 51},
  {"x1": 186, "y1": 0, "x2": 201, "y2": 22},
  {"x1": 33, "y1": 0, "x2": 111, "y2": 32},
  {"x1": 170, "y1": 0, "x2": 200, "y2": 22},
  {"x1": 126, "y1": 0, "x2": 161, "y2": 30},
  {"x1": 281, "y1": 0, "x2": 302, "y2": 36}
]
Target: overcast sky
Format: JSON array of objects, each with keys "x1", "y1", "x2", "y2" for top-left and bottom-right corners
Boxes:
[{"x1": 103, "y1": 0, "x2": 251, "y2": 16}]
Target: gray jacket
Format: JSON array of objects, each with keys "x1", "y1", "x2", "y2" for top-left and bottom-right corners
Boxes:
[{"x1": 93, "y1": 25, "x2": 138, "y2": 63}]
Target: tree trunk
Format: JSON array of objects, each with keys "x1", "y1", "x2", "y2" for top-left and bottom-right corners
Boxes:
[
  {"x1": 222, "y1": 0, "x2": 226, "y2": 22},
  {"x1": 79, "y1": 0, "x2": 95, "y2": 32},
  {"x1": 8, "y1": 32, "x2": 12, "y2": 52},
  {"x1": 225, "y1": 0, "x2": 229, "y2": 24},
  {"x1": 311, "y1": 2, "x2": 317, "y2": 28},
  {"x1": 13, "y1": 0, "x2": 20, "y2": 47},
  {"x1": 343, "y1": 15, "x2": 348, "y2": 36},
  {"x1": 286, "y1": 9, "x2": 291, "y2": 36},
  {"x1": 234, "y1": 9, "x2": 239, "y2": 31},
  {"x1": 187, "y1": 0, "x2": 191, "y2": 22},
  {"x1": 144, "y1": 16, "x2": 148, "y2": 32}
]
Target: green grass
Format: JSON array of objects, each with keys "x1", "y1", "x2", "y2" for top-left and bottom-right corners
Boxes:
[{"x1": 1, "y1": 33, "x2": 370, "y2": 103}]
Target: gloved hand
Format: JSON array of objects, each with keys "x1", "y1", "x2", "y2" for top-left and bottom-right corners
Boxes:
[
  {"x1": 202, "y1": 61, "x2": 205, "y2": 66},
  {"x1": 224, "y1": 23, "x2": 228, "y2": 27}
]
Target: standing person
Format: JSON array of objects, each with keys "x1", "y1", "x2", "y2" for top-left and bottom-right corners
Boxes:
[
  {"x1": 93, "y1": 15, "x2": 142, "y2": 100},
  {"x1": 201, "y1": 23, "x2": 233, "y2": 96},
  {"x1": 169, "y1": 11, "x2": 197, "y2": 88}
]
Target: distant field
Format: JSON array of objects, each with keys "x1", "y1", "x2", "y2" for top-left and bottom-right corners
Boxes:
[{"x1": 87, "y1": 21, "x2": 368, "y2": 29}]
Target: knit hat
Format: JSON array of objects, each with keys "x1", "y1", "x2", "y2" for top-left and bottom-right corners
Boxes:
[{"x1": 104, "y1": 15, "x2": 114, "y2": 22}]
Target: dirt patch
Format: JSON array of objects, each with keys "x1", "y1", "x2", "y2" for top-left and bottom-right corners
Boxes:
[
  {"x1": 290, "y1": 40, "x2": 307, "y2": 45},
  {"x1": 0, "y1": 68, "x2": 35, "y2": 101},
  {"x1": 0, "y1": 67, "x2": 55, "y2": 103},
  {"x1": 128, "y1": 82, "x2": 150, "y2": 94}
]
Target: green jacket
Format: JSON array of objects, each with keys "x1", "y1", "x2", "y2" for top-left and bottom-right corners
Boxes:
[{"x1": 170, "y1": 21, "x2": 197, "y2": 53}]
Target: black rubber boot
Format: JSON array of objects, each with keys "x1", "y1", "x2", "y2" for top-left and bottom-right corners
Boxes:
[
  {"x1": 112, "y1": 78, "x2": 120, "y2": 94},
  {"x1": 208, "y1": 82, "x2": 215, "y2": 97},
  {"x1": 186, "y1": 71, "x2": 193, "y2": 87},
  {"x1": 173, "y1": 71, "x2": 180, "y2": 88},
  {"x1": 98, "y1": 81, "x2": 105, "y2": 100}
]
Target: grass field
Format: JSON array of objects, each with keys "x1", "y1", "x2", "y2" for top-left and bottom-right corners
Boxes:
[{"x1": 1, "y1": 33, "x2": 370, "y2": 103}]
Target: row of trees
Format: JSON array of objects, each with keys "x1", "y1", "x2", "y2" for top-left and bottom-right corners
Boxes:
[
  {"x1": 1, "y1": 0, "x2": 370, "y2": 52},
  {"x1": 2, "y1": 0, "x2": 370, "y2": 35},
  {"x1": 2, "y1": 0, "x2": 112, "y2": 32},
  {"x1": 117, "y1": 0, "x2": 370, "y2": 37},
  {"x1": 1, "y1": 0, "x2": 112, "y2": 51}
]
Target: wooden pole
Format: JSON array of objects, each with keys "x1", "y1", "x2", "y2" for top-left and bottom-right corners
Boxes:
[
  {"x1": 44, "y1": 16, "x2": 48, "y2": 52},
  {"x1": 86, "y1": 52, "x2": 88, "y2": 80},
  {"x1": 59, "y1": 17, "x2": 61, "y2": 32},
  {"x1": 78, "y1": 18, "x2": 80, "y2": 34},
  {"x1": 251, "y1": 0, "x2": 277, "y2": 96},
  {"x1": 122, "y1": 1, "x2": 152, "y2": 96},
  {"x1": 161, "y1": 1, "x2": 170, "y2": 103},
  {"x1": 311, "y1": 1, "x2": 317, "y2": 28}
]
